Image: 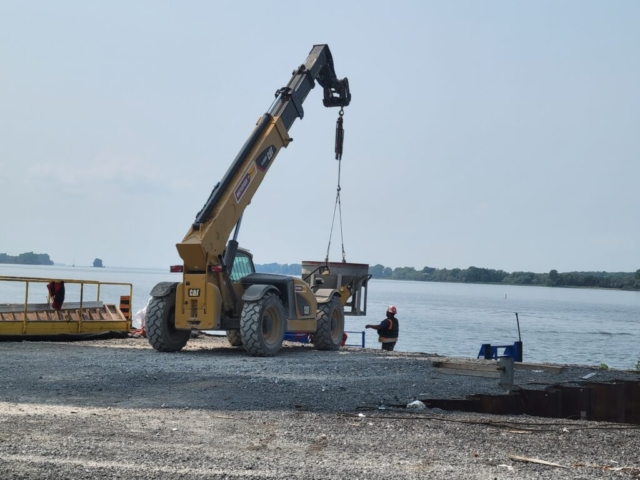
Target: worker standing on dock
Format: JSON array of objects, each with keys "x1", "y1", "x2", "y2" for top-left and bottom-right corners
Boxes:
[{"x1": 366, "y1": 305, "x2": 399, "y2": 351}]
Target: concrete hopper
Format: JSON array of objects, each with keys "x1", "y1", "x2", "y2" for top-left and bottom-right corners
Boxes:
[{"x1": 301, "y1": 261, "x2": 371, "y2": 316}]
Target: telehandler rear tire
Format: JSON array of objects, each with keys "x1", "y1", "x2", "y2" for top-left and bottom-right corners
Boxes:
[
  {"x1": 226, "y1": 329, "x2": 243, "y2": 347},
  {"x1": 240, "y1": 293, "x2": 285, "y2": 357},
  {"x1": 146, "y1": 294, "x2": 190, "y2": 352},
  {"x1": 313, "y1": 296, "x2": 344, "y2": 351}
]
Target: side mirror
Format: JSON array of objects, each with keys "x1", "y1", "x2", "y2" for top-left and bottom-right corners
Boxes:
[{"x1": 315, "y1": 278, "x2": 325, "y2": 287}]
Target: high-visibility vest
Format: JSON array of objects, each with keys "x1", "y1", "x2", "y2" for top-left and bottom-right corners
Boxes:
[{"x1": 378, "y1": 317, "x2": 399, "y2": 343}]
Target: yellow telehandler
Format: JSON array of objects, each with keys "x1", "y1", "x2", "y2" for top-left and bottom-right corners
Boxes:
[{"x1": 147, "y1": 45, "x2": 369, "y2": 356}]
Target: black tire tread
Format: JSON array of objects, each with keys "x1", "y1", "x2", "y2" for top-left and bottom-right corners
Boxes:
[
  {"x1": 313, "y1": 297, "x2": 344, "y2": 351},
  {"x1": 146, "y1": 296, "x2": 189, "y2": 352},
  {"x1": 240, "y1": 293, "x2": 284, "y2": 357},
  {"x1": 226, "y1": 329, "x2": 243, "y2": 347}
]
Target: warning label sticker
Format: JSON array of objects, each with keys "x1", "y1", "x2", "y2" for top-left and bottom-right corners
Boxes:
[{"x1": 234, "y1": 173, "x2": 251, "y2": 202}]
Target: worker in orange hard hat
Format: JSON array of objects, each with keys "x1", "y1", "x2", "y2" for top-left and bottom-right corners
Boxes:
[{"x1": 366, "y1": 305, "x2": 399, "y2": 351}]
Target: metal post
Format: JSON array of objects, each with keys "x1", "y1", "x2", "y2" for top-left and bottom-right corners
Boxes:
[
  {"x1": 498, "y1": 357, "x2": 514, "y2": 388},
  {"x1": 362, "y1": 279, "x2": 368, "y2": 315},
  {"x1": 79, "y1": 283, "x2": 84, "y2": 333},
  {"x1": 129, "y1": 285, "x2": 134, "y2": 327},
  {"x1": 514, "y1": 312, "x2": 523, "y2": 362},
  {"x1": 22, "y1": 281, "x2": 29, "y2": 334}
]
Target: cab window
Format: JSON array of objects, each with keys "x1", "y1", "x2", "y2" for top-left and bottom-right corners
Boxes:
[{"x1": 231, "y1": 253, "x2": 255, "y2": 282}]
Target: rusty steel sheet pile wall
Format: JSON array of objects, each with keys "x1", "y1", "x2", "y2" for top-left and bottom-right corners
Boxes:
[{"x1": 422, "y1": 380, "x2": 640, "y2": 425}]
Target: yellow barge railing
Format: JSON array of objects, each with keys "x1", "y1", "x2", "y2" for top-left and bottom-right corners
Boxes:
[{"x1": 0, "y1": 276, "x2": 133, "y2": 336}]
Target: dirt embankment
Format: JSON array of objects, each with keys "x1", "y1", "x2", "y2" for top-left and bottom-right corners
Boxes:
[{"x1": 1, "y1": 337, "x2": 639, "y2": 479}]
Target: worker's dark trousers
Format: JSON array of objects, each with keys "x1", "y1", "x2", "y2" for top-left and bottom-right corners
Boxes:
[{"x1": 381, "y1": 342, "x2": 396, "y2": 351}]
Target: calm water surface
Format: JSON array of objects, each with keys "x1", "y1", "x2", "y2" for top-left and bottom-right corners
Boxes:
[{"x1": 1, "y1": 265, "x2": 638, "y2": 369}]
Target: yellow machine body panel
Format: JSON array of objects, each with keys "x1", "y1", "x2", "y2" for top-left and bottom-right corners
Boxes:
[
  {"x1": 0, "y1": 320, "x2": 131, "y2": 336},
  {"x1": 283, "y1": 278, "x2": 318, "y2": 332},
  {"x1": 175, "y1": 275, "x2": 222, "y2": 330},
  {"x1": 292, "y1": 278, "x2": 317, "y2": 319}
]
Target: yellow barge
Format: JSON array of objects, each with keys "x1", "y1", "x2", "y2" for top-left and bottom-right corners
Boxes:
[{"x1": 0, "y1": 275, "x2": 132, "y2": 337}]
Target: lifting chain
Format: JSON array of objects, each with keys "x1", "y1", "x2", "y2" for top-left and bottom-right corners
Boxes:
[
  {"x1": 325, "y1": 108, "x2": 347, "y2": 264},
  {"x1": 335, "y1": 108, "x2": 345, "y2": 160}
]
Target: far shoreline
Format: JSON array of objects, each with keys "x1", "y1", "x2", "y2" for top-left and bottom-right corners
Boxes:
[
  {"x1": 370, "y1": 277, "x2": 640, "y2": 292},
  {"x1": 2, "y1": 262, "x2": 637, "y2": 293}
]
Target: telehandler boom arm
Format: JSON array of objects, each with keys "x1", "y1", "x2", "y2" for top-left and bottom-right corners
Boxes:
[{"x1": 176, "y1": 45, "x2": 351, "y2": 272}]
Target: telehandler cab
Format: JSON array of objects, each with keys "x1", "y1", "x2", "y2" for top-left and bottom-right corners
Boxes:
[{"x1": 147, "y1": 45, "x2": 369, "y2": 357}]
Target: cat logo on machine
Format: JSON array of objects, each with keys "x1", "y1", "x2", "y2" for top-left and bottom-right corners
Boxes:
[
  {"x1": 255, "y1": 145, "x2": 276, "y2": 172},
  {"x1": 188, "y1": 288, "x2": 201, "y2": 297}
]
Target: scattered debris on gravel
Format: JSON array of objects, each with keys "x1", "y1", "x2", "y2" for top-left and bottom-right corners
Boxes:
[{"x1": 1, "y1": 336, "x2": 639, "y2": 479}]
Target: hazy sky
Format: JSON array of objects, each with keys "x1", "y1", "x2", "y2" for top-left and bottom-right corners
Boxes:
[{"x1": 1, "y1": 1, "x2": 638, "y2": 272}]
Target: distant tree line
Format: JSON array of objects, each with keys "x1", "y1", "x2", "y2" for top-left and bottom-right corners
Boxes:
[
  {"x1": 369, "y1": 264, "x2": 640, "y2": 291},
  {"x1": 255, "y1": 263, "x2": 302, "y2": 275},
  {"x1": 244, "y1": 261, "x2": 640, "y2": 291},
  {"x1": 0, "y1": 252, "x2": 54, "y2": 265}
]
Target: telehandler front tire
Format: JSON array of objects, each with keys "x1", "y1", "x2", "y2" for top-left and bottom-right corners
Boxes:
[
  {"x1": 146, "y1": 294, "x2": 190, "y2": 352},
  {"x1": 240, "y1": 293, "x2": 285, "y2": 357},
  {"x1": 226, "y1": 329, "x2": 243, "y2": 347},
  {"x1": 313, "y1": 296, "x2": 344, "y2": 351}
]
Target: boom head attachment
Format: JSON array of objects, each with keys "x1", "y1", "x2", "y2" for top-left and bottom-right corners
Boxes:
[{"x1": 323, "y1": 77, "x2": 351, "y2": 108}]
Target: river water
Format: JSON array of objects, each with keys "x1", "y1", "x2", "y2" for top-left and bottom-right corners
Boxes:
[{"x1": 1, "y1": 264, "x2": 638, "y2": 369}]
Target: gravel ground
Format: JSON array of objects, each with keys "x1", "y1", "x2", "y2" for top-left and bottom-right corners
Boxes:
[{"x1": 1, "y1": 336, "x2": 639, "y2": 479}]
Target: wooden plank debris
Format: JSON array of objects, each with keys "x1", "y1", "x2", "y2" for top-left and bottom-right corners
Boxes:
[
  {"x1": 432, "y1": 360, "x2": 564, "y2": 374},
  {"x1": 435, "y1": 369, "x2": 499, "y2": 378},
  {"x1": 438, "y1": 368, "x2": 500, "y2": 378},
  {"x1": 432, "y1": 362, "x2": 499, "y2": 379},
  {"x1": 432, "y1": 361, "x2": 497, "y2": 372},
  {"x1": 514, "y1": 363, "x2": 565, "y2": 373},
  {"x1": 509, "y1": 455, "x2": 569, "y2": 469}
]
